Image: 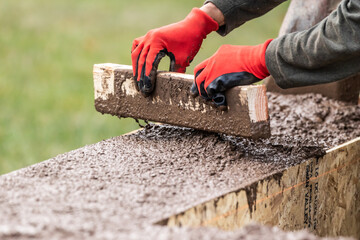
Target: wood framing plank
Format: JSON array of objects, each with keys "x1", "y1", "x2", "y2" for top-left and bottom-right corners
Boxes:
[
  {"x1": 160, "y1": 137, "x2": 360, "y2": 239},
  {"x1": 93, "y1": 63, "x2": 270, "y2": 139}
]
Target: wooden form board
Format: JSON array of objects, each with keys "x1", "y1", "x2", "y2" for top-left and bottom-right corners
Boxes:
[
  {"x1": 93, "y1": 63, "x2": 270, "y2": 139},
  {"x1": 160, "y1": 137, "x2": 360, "y2": 239}
]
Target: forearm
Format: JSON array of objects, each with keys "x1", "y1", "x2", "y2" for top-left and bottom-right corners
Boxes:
[
  {"x1": 266, "y1": 0, "x2": 360, "y2": 88},
  {"x1": 205, "y1": 0, "x2": 286, "y2": 35},
  {"x1": 200, "y1": 2, "x2": 225, "y2": 26}
]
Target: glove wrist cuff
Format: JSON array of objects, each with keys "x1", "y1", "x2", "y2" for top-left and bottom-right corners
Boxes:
[{"x1": 187, "y1": 8, "x2": 219, "y2": 37}]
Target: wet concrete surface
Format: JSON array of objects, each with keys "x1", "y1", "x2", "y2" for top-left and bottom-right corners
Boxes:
[
  {"x1": 0, "y1": 93, "x2": 358, "y2": 239},
  {"x1": 268, "y1": 93, "x2": 359, "y2": 148}
]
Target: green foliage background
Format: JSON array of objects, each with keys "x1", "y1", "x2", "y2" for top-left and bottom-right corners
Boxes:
[{"x1": 0, "y1": 0, "x2": 289, "y2": 174}]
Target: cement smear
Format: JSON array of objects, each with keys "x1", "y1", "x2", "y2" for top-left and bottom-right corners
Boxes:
[{"x1": 0, "y1": 93, "x2": 358, "y2": 239}]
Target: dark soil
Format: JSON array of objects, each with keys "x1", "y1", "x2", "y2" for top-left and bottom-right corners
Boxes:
[{"x1": 0, "y1": 93, "x2": 358, "y2": 239}]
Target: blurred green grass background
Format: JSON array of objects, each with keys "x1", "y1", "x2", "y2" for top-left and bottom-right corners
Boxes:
[{"x1": 0, "y1": 0, "x2": 289, "y2": 174}]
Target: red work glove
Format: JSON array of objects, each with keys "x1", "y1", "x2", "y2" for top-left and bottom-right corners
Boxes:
[
  {"x1": 191, "y1": 39, "x2": 273, "y2": 109},
  {"x1": 131, "y1": 8, "x2": 218, "y2": 95}
]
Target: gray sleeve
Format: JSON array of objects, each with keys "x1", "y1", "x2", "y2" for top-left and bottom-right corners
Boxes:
[
  {"x1": 266, "y1": 0, "x2": 360, "y2": 89},
  {"x1": 205, "y1": 0, "x2": 286, "y2": 36}
]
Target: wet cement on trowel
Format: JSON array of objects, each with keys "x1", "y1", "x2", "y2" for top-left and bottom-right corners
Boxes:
[{"x1": 0, "y1": 93, "x2": 358, "y2": 239}]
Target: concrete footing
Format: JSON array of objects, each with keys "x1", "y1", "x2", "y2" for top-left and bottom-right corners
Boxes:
[{"x1": 161, "y1": 138, "x2": 360, "y2": 238}]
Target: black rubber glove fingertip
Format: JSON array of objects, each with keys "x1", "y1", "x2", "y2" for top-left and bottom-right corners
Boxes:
[
  {"x1": 212, "y1": 93, "x2": 227, "y2": 111},
  {"x1": 190, "y1": 83, "x2": 199, "y2": 97}
]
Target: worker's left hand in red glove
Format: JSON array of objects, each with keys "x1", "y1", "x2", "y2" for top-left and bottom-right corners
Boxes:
[
  {"x1": 191, "y1": 39, "x2": 273, "y2": 109},
  {"x1": 131, "y1": 8, "x2": 218, "y2": 95}
]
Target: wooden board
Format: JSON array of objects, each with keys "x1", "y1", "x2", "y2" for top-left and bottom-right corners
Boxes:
[
  {"x1": 160, "y1": 137, "x2": 360, "y2": 239},
  {"x1": 93, "y1": 63, "x2": 270, "y2": 139},
  {"x1": 264, "y1": 0, "x2": 360, "y2": 104}
]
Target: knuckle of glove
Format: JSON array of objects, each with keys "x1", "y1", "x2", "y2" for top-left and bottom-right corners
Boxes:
[{"x1": 146, "y1": 29, "x2": 163, "y2": 41}]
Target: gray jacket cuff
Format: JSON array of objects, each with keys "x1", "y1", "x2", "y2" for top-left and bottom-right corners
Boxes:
[
  {"x1": 204, "y1": 0, "x2": 245, "y2": 36},
  {"x1": 265, "y1": 38, "x2": 290, "y2": 89}
]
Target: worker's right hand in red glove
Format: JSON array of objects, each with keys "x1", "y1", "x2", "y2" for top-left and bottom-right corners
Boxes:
[
  {"x1": 191, "y1": 40, "x2": 272, "y2": 110},
  {"x1": 131, "y1": 8, "x2": 218, "y2": 95}
]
